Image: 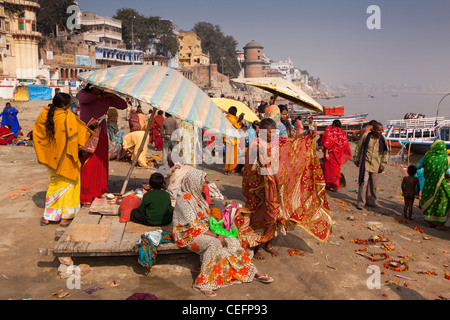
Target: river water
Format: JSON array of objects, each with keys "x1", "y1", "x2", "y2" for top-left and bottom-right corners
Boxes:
[
  {"x1": 317, "y1": 93, "x2": 450, "y2": 127},
  {"x1": 316, "y1": 93, "x2": 450, "y2": 164}
]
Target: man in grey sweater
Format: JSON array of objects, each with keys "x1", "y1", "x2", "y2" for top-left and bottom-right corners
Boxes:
[{"x1": 161, "y1": 113, "x2": 179, "y2": 165}]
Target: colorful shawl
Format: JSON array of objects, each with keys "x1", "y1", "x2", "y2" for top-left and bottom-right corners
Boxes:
[
  {"x1": 235, "y1": 135, "x2": 333, "y2": 250},
  {"x1": 322, "y1": 126, "x2": 352, "y2": 190},
  {"x1": 172, "y1": 169, "x2": 210, "y2": 247},
  {"x1": 266, "y1": 105, "x2": 287, "y2": 138},
  {"x1": 421, "y1": 140, "x2": 450, "y2": 224},
  {"x1": 322, "y1": 126, "x2": 352, "y2": 165},
  {"x1": 172, "y1": 169, "x2": 257, "y2": 291},
  {"x1": 0, "y1": 125, "x2": 14, "y2": 145},
  {"x1": 133, "y1": 231, "x2": 173, "y2": 275}
]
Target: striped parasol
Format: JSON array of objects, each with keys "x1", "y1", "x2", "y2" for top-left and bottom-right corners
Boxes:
[
  {"x1": 231, "y1": 77, "x2": 323, "y2": 113},
  {"x1": 78, "y1": 65, "x2": 236, "y2": 137}
]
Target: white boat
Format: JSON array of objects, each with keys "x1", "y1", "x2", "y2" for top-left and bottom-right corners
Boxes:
[{"x1": 384, "y1": 117, "x2": 450, "y2": 154}]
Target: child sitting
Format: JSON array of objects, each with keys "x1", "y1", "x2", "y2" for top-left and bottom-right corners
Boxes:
[
  {"x1": 130, "y1": 173, "x2": 173, "y2": 226},
  {"x1": 401, "y1": 165, "x2": 420, "y2": 220}
]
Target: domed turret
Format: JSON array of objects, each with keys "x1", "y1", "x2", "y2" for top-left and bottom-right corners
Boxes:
[{"x1": 243, "y1": 40, "x2": 264, "y2": 78}]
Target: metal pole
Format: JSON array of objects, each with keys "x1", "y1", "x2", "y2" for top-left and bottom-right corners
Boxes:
[
  {"x1": 131, "y1": 16, "x2": 135, "y2": 65},
  {"x1": 436, "y1": 92, "x2": 450, "y2": 125}
]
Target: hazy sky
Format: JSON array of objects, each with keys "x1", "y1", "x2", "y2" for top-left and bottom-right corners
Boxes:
[{"x1": 76, "y1": 0, "x2": 450, "y2": 89}]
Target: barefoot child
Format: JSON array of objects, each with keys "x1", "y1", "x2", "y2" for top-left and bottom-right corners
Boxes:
[{"x1": 401, "y1": 165, "x2": 420, "y2": 220}]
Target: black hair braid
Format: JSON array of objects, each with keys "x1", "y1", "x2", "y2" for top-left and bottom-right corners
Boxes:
[
  {"x1": 45, "y1": 92, "x2": 71, "y2": 141},
  {"x1": 45, "y1": 103, "x2": 57, "y2": 141}
]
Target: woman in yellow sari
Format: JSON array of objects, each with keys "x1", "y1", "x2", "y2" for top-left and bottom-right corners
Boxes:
[
  {"x1": 34, "y1": 93, "x2": 94, "y2": 227},
  {"x1": 224, "y1": 107, "x2": 244, "y2": 175}
]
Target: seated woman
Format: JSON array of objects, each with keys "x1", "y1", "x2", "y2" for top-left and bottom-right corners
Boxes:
[
  {"x1": 122, "y1": 130, "x2": 149, "y2": 167},
  {"x1": 0, "y1": 124, "x2": 14, "y2": 145},
  {"x1": 164, "y1": 152, "x2": 194, "y2": 202},
  {"x1": 172, "y1": 169, "x2": 274, "y2": 297},
  {"x1": 0, "y1": 102, "x2": 20, "y2": 136}
]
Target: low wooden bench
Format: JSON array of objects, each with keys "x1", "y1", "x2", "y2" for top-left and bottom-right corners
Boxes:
[{"x1": 51, "y1": 207, "x2": 188, "y2": 257}]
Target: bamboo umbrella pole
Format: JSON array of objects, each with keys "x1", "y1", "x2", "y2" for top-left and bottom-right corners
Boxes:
[{"x1": 120, "y1": 107, "x2": 157, "y2": 195}]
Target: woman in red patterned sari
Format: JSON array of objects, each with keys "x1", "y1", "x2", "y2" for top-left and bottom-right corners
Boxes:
[
  {"x1": 321, "y1": 120, "x2": 352, "y2": 191},
  {"x1": 149, "y1": 110, "x2": 164, "y2": 151},
  {"x1": 172, "y1": 169, "x2": 273, "y2": 297},
  {"x1": 235, "y1": 118, "x2": 333, "y2": 260}
]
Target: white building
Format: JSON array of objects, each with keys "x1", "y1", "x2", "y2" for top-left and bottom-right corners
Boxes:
[{"x1": 80, "y1": 11, "x2": 123, "y2": 48}]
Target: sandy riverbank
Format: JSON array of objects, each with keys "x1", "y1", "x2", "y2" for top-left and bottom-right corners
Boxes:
[{"x1": 0, "y1": 99, "x2": 449, "y2": 301}]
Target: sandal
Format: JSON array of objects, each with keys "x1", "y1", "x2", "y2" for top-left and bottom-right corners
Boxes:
[
  {"x1": 254, "y1": 273, "x2": 274, "y2": 284},
  {"x1": 60, "y1": 219, "x2": 72, "y2": 227},
  {"x1": 193, "y1": 287, "x2": 217, "y2": 297},
  {"x1": 81, "y1": 202, "x2": 91, "y2": 208},
  {"x1": 40, "y1": 217, "x2": 50, "y2": 226}
]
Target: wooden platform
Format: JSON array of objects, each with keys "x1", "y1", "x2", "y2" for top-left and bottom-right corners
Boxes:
[{"x1": 52, "y1": 207, "x2": 188, "y2": 257}]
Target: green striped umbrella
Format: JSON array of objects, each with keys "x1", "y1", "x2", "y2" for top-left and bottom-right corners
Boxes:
[{"x1": 78, "y1": 65, "x2": 237, "y2": 137}]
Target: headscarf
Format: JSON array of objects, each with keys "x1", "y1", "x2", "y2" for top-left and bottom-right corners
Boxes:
[
  {"x1": 266, "y1": 105, "x2": 287, "y2": 138},
  {"x1": 421, "y1": 140, "x2": 450, "y2": 213},
  {"x1": 423, "y1": 140, "x2": 448, "y2": 176},
  {"x1": 322, "y1": 125, "x2": 352, "y2": 165},
  {"x1": 172, "y1": 169, "x2": 209, "y2": 247}
]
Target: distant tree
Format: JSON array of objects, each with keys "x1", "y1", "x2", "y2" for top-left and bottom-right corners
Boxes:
[
  {"x1": 36, "y1": 0, "x2": 77, "y2": 37},
  {"x1": 114, "y1": 8, "x2": 178, "y2": 58},
  {"x1": 192, "y1": 22, "x2": 240, "y2": 78}
]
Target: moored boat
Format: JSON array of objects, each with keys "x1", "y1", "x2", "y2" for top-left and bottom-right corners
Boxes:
[
  {"x1": 293, "y1": 105, "x2": 369, "y2": 138},
  {"x1": 384, "y1": 117, "x2": 450, "y2": 154}
]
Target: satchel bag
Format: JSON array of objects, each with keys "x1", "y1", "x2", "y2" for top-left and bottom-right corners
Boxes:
[{"x1": 83, "y1": 115, "x2": 106, "y2": 154}]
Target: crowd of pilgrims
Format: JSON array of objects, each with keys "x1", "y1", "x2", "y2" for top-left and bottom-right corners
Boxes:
[{"x1": 5, "y1": 88, "x2": 447, "y2": 297}]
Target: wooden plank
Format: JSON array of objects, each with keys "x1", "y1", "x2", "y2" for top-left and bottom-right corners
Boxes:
[
  {"x1": 118, "y1": 222, "x2": 168, "y2": 253},
  {"x1": 84, "y1": 215, "x2": 126, "y2": 254},
  {"x1": 53, "y1": 207, "x2": 102, "y2": 256}
]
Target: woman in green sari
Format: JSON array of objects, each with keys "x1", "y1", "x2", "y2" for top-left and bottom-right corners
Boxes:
[{"x1": 417, "y1": 140, "x2": 450, "y2": 230}]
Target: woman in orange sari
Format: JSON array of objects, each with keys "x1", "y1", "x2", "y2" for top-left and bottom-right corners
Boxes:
[
  {"x1": 322, "y1": 120, "x2": 352, "y2": 191},
  {"x1": 172, "y1": 169, "x2": 273, "y2": 297},
  {"x1": 33, "y1": 93, "x2": 94, "y2": 227},
  {"x1": 224, "y1": 106, "x2": 244, "y2": 175},
  {"x1": 235, "y1": 118, "x2": 333, "y2": 260}
]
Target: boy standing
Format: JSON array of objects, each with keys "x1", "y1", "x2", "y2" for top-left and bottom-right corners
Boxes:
[{"x1": 402, "y1": 165, "x2": 420, "y2": 220}]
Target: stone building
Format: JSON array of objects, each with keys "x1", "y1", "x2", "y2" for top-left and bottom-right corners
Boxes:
[
  {"x1": 0, "y1": 0, "x2": 42, "y2": 98},
  {"x1": 243, "y1": 40, "x2": 264, "y2": 78},
  {"x1": 177, "y1": 31, "x2": 209, "y2": 67},
  {"x1": 38, "y1": 37, "x2": 96, "y2": 92}
]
